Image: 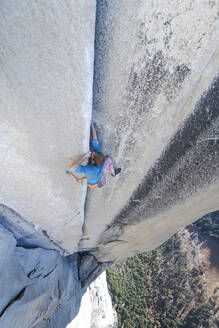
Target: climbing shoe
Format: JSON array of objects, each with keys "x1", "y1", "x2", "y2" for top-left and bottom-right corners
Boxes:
[{"x1": 111, "y1": 168, "x2": 121, "y2": 177}]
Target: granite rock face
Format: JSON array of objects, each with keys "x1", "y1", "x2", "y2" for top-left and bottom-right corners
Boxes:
[
  {"x1": 0, "y1": 1, "x2": 218, "y2": 326},
  {"x1": 0, "y1": 0, "x2": 218, "y2": 262},
  {"x1": 0, "y1": 0, "x2": 96, "y2": 253},
  {"x1": 81, "y1": 0, "x2": 219, "y2": 262},
  {"x1": 67, "y1": 272, "x2": 117, "y2": 328}
]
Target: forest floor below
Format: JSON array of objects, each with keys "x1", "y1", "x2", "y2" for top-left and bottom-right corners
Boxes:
[{"x1": 107, "y1": 212, "x2": 219, "y2": 328}]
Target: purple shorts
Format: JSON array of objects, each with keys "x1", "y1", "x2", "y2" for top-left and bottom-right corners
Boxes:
[{"x1": 101, "y1": 157, "x2": 115, "y2": 186}]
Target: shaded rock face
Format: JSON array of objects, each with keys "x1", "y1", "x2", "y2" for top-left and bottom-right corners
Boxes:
[
  {"x1": 0, "y1": 204, "x2": 111, "y2": 327},
  {"x1": 0, "y1": 209, "x2": 82, "y2": 328},
  {"x1": 78, "y1": 254, "x2": 112, "y2": 288},
  {"x1": 81, "y1": 0, "x2": 219, "y2": 261},
  {"x1": 95, "y1": 78, "x2": 219, "y2": 256}
]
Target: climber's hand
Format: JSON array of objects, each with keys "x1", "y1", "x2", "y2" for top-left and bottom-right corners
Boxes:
[
  {"x1": 84, "y1": 151, "x2": 91, "y2": 158},
  {"x1": 68, "y1": 152, "x2": 91, "y2": 171}
]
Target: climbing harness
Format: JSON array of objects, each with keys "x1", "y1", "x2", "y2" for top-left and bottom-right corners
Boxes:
[
  {"x1": 66, "y1": 170, "x2": 106, "y2": 189},
  {"x1": 87, "y1": 173, "x2": 106, "y2": 190}
]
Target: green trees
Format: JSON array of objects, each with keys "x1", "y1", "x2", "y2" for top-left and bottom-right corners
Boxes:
[
  {"x1": 184, "y1": 303, "x2": 213, "y2": 327},
  {"x1": 195, "y1": 211, "x2": 219, "y2": 241},
  {"x1": 107, "y1": 233, "x2": 189, "y2": 327},
  {"x1": 106, "y1": 211, "x2": 218, "y2": 328}
]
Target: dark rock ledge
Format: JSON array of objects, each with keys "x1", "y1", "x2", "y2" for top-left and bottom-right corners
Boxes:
[{"x1": 78, "y1": 253, "x2": 112, "y2": 288}]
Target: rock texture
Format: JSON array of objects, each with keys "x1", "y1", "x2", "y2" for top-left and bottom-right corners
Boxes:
[
  {"x1": 79, "y1": 254, "x2": 112, "y2": 288},
  {"x1": 0, "y1": 0, "x2": 218, "y2": 262},
  {"x1": 67, "y1": 272, "x2": 117, "y2": 328},
  {"x1": 0, "y1": 215, "x2": 82, "y2": 328},
  {"x1": 0, "y1": 1, "x2": 218, "y2": 326},
  {"x1": 81, "y1": 0, "x2": 219, "y2": 262},
  {"x1": 0, "y1": 0, "x2": 96, "y2": 253}
]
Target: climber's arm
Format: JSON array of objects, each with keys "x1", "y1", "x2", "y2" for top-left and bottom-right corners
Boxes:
[
  {"x1": 68, "y1": 152, "x2": 91, "y2": 172},
  {"x1": 90, "y1": 121, "x2": 102, "y2": 152},
  {"x1": 90, "y1": 121, "x2": 97, "y2": 140}
]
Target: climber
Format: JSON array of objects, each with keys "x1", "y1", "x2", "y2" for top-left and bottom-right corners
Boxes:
[{"x1": 66, "y1": 121, "x2": 121, "y2": 189}]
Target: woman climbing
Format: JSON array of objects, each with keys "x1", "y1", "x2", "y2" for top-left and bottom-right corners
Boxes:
[{"x1": 66, "y1": 121, "x2": 121, "y2": 189}]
